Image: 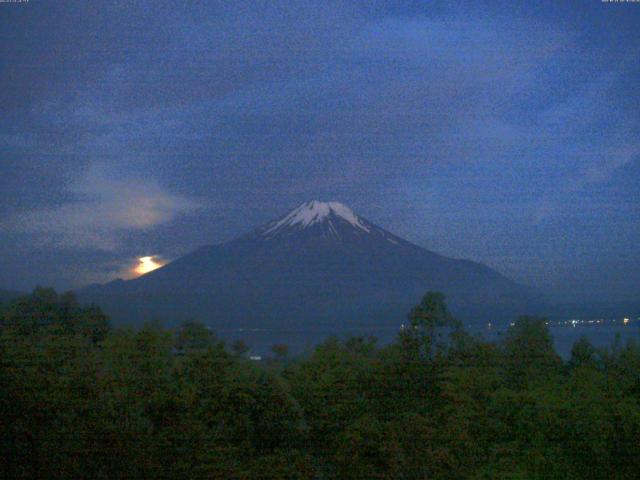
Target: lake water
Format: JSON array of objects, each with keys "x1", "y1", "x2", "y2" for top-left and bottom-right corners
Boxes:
[
  {"x1": 548, "y1": 324, "x2": 639, "y2": 358},
  {"x1": 464, "y1": 323, "x2": 639, "y2": 359},
  {"x1": 224, "y1": 323, "x2": 640, "y2": 359}
]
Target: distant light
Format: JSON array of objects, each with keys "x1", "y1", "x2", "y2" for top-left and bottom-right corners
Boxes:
[
  {"x1": 624, "y1": 318, "x2": 630, "y2": 325},
  {"x1": 134, "y1": 256, "x2": 164, "y2": 275}
]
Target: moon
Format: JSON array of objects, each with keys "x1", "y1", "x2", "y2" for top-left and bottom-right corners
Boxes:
[{"x1": 134, "y1": 256, "x2": 164, "y2": 276}]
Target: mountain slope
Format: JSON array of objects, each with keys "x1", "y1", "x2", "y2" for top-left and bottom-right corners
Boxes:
[
  {"x1": 0, "y1": 288, "x2": 24, "y2": 304},
  {"x1": 79, "y1": 201, "x2": 537, "y2": 336}
]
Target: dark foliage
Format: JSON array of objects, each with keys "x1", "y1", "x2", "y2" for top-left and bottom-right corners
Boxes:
[{"x1": 1, "y1": 289, "x2": 639, "y2": 478}]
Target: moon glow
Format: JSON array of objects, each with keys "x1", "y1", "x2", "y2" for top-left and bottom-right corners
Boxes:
[{"x1": 134, "y1": 256, "x2": 164, "y2": 276}]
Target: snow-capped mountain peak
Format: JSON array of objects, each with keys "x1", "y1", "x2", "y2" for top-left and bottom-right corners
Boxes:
[
  {"x1": 263, "y1": 200, "x2": 371, "y2": 235},
  {"x1": 80, "y1": 199, "x2": 535, "y2": 333}
]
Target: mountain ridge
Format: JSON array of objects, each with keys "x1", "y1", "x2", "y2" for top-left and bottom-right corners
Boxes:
[{"x1": 79, "y1": 201, "x2": 538, "y2": 342}]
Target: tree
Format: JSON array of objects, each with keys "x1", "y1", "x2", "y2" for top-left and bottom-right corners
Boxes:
[
  {"x1": 271, "y1": 344, "x2": 289, "y2": 360},
  {"x1": 2, "y1": 284, "x2": 640, "y2": 478},
  {"x1": 174, "y1": 320, "x2": 217, "y2": 353},
  {"x1": 403, "y1": 291, "x2": 459, "y2": 359},
  {"x1": 344, "y1": 335, "x2": 377, "y2": 357},
  {"x1": 568, "y1": 336, "x2": 598, "y2": 370},
  {"x1": 231, "y1": 339, "x2": 250, "y2": 357},
  {"x1": 0, "y1": 288, "x2": 110, "y2": 341},
  {"x1": 501, "y1": 315, "x2": 561, "y2": 388},
  {"x1": 333, "y1": 415, "x2": 400, "y2": 479}
]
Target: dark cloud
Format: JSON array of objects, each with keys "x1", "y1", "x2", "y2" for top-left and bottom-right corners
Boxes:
[{"x1": 1, "y1": 1, "x2": 639, "y2": 300}]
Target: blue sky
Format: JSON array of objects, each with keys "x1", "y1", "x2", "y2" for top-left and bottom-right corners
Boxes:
[{"x1": 1, "y1": 0, "x2": 639, "y2": 302}]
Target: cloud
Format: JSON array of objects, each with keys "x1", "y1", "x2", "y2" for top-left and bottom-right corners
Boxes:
[
  {"x1": 530, "y1": 64, "x2": 640, "y2": 223},
  {"x1": 15, "y1": 165, "x2": 201, "y2": 250},
  {"x1": 3, "y1": 1, "x2": 640, "y2": 298}
]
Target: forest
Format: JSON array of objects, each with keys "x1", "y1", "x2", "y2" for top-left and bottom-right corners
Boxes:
[{"x1": 1, "y1": 288, "x2": 639, "y2": 479}]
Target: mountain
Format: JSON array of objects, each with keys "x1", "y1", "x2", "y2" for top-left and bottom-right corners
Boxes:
[
  {"x1": 0, "y1": 288, "x2": 24, "y2": 304},
  {"x1": 79, "y1": 201, "x2": 537, "y2": 345}
]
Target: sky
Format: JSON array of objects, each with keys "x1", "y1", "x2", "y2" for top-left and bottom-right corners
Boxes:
[{"x1": 1, "y1": 0, "x2": 639, "y2": 302}]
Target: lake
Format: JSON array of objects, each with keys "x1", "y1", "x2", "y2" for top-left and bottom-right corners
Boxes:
[{"x1": 223, "y1": 322, "x2": 640, "y2": 359}]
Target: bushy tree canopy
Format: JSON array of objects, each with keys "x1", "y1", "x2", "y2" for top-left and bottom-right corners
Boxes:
[{"x1": 1, "y1": 289, "x2": 639, "y2": 478}]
